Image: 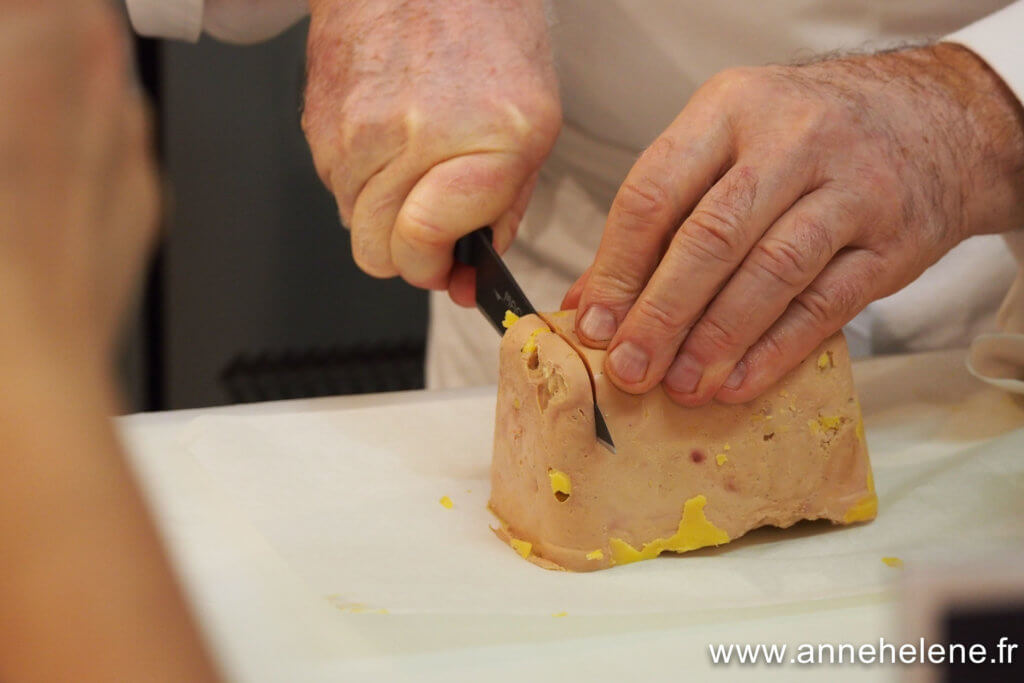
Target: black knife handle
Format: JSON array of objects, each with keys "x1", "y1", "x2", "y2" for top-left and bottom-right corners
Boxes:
[{"x1": 454, "y1": 227, "x2": 494, "y2": 267}]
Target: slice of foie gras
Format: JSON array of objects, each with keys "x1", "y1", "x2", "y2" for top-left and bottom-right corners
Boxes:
[{"x1": 489, "y1": 309, "x2": 876, "y2": 571}]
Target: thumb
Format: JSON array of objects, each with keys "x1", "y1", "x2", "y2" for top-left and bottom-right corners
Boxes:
[{"x1": 390, "y1": 151, "x2": 530, "y2": 290}]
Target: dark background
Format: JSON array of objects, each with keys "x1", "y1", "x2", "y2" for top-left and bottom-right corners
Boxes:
[{"x1": 126, "y1": 21, "x2": 428, "y2": 412}]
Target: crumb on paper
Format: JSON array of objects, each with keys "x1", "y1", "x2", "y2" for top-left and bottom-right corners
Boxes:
[
  {"x1": 552, "y1": 611, "x2": 568, "y2": 618},
  {"x1": 439, "y1": 495, "x2": 454, "y2": 509},
  {"x1": 882, "y1": 556, "x2": 904, "y2": 569},
  {"x1": 327, "y1": 596, "x2": 389, "y2": 614}
]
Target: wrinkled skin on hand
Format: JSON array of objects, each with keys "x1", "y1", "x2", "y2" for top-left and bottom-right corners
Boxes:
[
  {"x1": 302, "y1": 0, "x2": 561, "y2": 302},
  {"x1": 567, "y1": 44, "x2": 1024, "y2": 407},
  {"x1": 0, "y1": 2, "x2": 159, "y2": 364}
]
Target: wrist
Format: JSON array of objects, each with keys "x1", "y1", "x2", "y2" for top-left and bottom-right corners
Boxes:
[{"x1": 927, "y1": 43, "x2": 1024, "y2": 238}]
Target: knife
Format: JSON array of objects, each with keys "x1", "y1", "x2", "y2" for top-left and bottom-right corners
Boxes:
[{"x1": 455, "y1": 227, "x2": 615, "y2": 453}]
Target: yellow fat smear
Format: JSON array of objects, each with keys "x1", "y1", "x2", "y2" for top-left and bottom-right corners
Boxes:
[
  {"x1": 882, "y1": 556, "x2": 904, "y2": 569},
  {"x1": 808, "y1": 415, "x2": 844, "y2": 434},
  {"x1": 439, "y1": 496, "x2": 454, "y2": 509},
  {"x1": 510, "y1": 538, "x2": 533, "y2": 559},
  {"x1": 609, "y1": 495, "x2": 730, "y2": 566},
  {"x1": 552, "y1": 611, "x2": 568, "y2": 617},
  {"x1": 521, "y1": 327, "x2": 549, "y2": 354},
  {"x1": 586, "y1": 549, "x2": 604, "y2": 561},
  {"x1": 502, "y1": 310, "x2": 520, "y2": 329},
  {"x1": 548, "y1": 468, "x2": 572, "y2": 497},
  {"x1": 843, "y1": 492, "x2": 878, "y2": 523}
]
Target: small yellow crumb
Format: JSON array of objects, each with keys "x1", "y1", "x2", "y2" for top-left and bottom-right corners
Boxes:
[
  {"x1": 510, "y1": 538, "x2": 532, "y2": 559},
  {"x1": 502, "y1": 310, "x2": 520, "y2": 329},
  {"x1": 586, "y1": 549, "x2": 604, "y2": 561},
  {"x1": 439, "y1": 496, "x2": 454, "y2": 509},
  {"x1": 513, "y1": 397, "x2": 521, "y2": 409},
  {"x1": 817, "y1": 351, "x2": 833, "y2": 370},
  {"x1": 716, "y1": 454, "x2": 728, "y2": 466},
  {"x1": 552, "y1": 611, "x2": 568, "y2": 618},
  {"x1": 882, "y1": 556, "x2": 904, "y2": 569},
  {"x1": 723, "y1": 443, "x2": 731, "y2": 451},
  {"x1": 548, "y1": 468, "x2": 572, "y2": 499}
]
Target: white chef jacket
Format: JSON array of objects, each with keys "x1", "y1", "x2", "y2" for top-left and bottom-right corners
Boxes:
[{"x1": 126, "y1": 0, "x2": 1024, "y2": 394}]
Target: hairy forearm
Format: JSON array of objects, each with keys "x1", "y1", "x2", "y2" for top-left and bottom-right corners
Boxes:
[
  {"x1": 0, "y1": 351, "x2": 219, "y2": 681},
  {"x1": 305, "y1": 0, "x2": 553, "y2": 87},
  {"x1": 928, "y1": 42, "x2": 1024, "y2": 236}
]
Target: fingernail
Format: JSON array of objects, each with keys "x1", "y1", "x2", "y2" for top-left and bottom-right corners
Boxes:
[
  {"x1": 723, "y1": 362, "x2": 747, "y2": 390},
  {"x1": 608, "y1": 342, "x2": 649, "y2": 384},
  {"x1": 578, "y1": 305, "x2": 617, "y2": 342},
  {"x1": 665, "y1": 353, "x2": 703, "y2": 394}
]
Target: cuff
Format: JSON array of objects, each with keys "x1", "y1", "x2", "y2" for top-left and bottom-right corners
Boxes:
[
  {"x1": 126, "y1": 0, "x2": 205, "y2": 42},
  {"x1": 943, "y1": 1, "x2": 1024, "y2": 107}
]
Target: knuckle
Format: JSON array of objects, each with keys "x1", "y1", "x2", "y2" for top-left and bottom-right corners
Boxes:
[
  {"x1": 588, "y1": 265, "x2": 646, "y2": 305},
  {"x1": 613, "y1": 176, "x2": 673, "y2": 228},
  {"x1": 678, "y1": 206, "x2": 745, "y2": 264},
  {"x1": 749, "y1": 236, "x2": 814, "y2": 288},
  {"x1": 397, "y1": 205, "x2": 450, "y2": 250},
  {"x1": 690, "y1": 315, "x2": 744, "y2": 357},
  {"x1": 633, "y1": 295, "x2": 688, "y2": 334},
  {"x1": 793, "y1": 276, "x2": 862, "y2": 328}
]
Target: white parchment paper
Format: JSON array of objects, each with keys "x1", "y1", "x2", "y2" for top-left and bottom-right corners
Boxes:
[{"x1": 180, "y1": 351, "x2": 1024, "y2": 616}]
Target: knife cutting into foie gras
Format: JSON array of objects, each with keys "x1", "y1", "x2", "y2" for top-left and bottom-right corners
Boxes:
[{"x1": 454, "y1": 227, "x2": 616, "y2": 453}]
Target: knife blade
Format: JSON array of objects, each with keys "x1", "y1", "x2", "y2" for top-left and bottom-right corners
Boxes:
[{"x1": 455, "y1": 228, "x2": 615, "y2": 453}]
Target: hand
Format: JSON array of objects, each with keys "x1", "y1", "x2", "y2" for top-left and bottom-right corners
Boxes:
[
  {"x1": 0, "y1": 1, "x2": 158, "y2": 365},
  {"x1": 567, "y1": 44, "x2": 1024, "y2": 406},
  {"x1": 302, "y1": 0, "x2": 560, "y2": 304}
]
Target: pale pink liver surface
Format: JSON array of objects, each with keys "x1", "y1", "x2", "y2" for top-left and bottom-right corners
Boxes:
[{"x1": 489, "y1": 310, "x2": 876, "y2": 572}]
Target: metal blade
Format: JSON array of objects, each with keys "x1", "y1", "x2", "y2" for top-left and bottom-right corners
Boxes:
[
  {"x1": 455, "y1": 228, "x2": 536, "y2": 333},
  {"x1": 455, "y1": 228, "x2": 615, "y2": 453},
  {"x1": 594, "y1": 405, "x2": 616, "y2": 453}
]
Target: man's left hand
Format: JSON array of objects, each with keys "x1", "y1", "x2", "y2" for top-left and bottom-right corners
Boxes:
[{"x1": 566, "y1": 44, "x2": 1024, "y2": 406}]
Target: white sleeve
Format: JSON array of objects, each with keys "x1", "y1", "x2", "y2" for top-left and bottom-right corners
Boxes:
[
  {"x1": 944, "y1": 0, "x2": 1024, "y2": 106},
  {"x1": 125, "y1": 0, "x2": 308, "y2": 44},
  {"x1": 126, "y1": 0, "x2": 205, "y2": 42},
  {"x1": 201, "y1": 0, "x2": 309, "y2": 44}
]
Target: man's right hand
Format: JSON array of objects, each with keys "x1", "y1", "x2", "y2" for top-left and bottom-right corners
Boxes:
[{"x1": 302, "y1": 0, "x2": 561, "y2": 304}]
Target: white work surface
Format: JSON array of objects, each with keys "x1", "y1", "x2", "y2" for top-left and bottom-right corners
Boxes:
[{"x1": 119, "y1": 349, "x2": 1024, "y2": 682}]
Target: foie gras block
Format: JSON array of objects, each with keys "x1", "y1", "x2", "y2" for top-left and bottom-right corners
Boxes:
[{"x1": 490, "y1": 310, "x2": 876, "y2": 571}]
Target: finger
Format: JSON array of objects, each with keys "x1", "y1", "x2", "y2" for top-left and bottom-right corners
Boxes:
[
  {"x1": 347, "y1": 158, "x2": 423, "y2": 278},
  {"x1": 662, "y1": 189, "x2": 859, "y2": 405},
  {"x1": 447, "y1": 175, "x2": 534, "y2": 308},
  {"x1": 491, "y1": 171, "x2": 536, "y2": 255},
  {"x1": 447, "y1": 263, "x2": 476, "y2": 308},
  {"x1": 604, "y1": 159, "x2": 813, "y2": 393},
  {"x1": 575, "y1": 117, "x2": 731, "y2": 347},
  {"x1": 714, "y1": 247, "x2": 891, "y2": 404},
  {"x1": 391, "y1": 151, "x2": 529, "y2": 290},
  {"x1": 561, "y1": 266, "x2": 592, "y2": 310}
]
